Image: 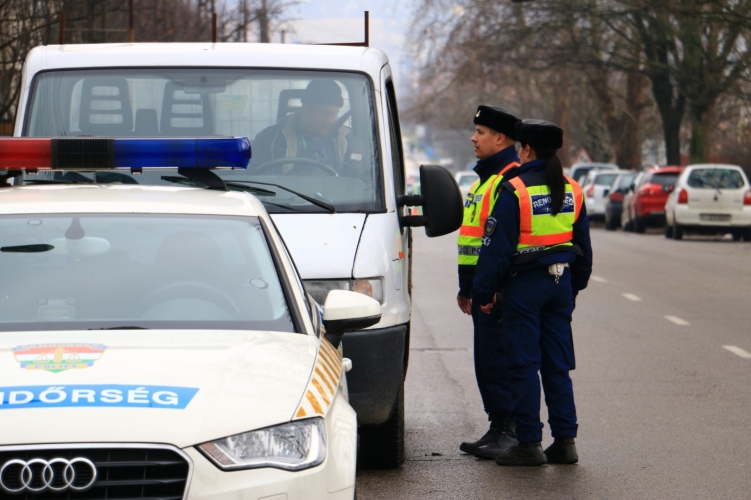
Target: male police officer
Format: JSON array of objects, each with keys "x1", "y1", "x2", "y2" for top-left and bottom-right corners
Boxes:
[
  {"x1": 252, "y1": 79, "x2": 369, "y2": 178},
  {"x1": 458, "y1": 105, "x2": 521, "y2": 459}
]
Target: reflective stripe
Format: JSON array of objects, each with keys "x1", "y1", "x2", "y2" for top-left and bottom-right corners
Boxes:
[
  {"x1": 459, "y1": 162, "x2": 520, "y2": 239},
  {"x1": 509, "y1": 175, "x2": 582, "y2": 248}
]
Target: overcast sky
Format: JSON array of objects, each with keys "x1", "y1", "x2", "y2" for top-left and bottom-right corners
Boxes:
[{"x1": 280, "y1": 0, "x2": 415, "y2": 96}]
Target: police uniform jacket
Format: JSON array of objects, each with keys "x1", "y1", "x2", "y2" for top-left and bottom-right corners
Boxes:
[
  {"x1": 458, "y1": 145, "x2": 520, "y2": 298},
  {"x1": 472, "y1": 159, "x2": 593, "y2": 307}
]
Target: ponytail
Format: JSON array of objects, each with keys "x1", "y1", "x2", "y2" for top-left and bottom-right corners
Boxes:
[{"x1": 521, "y1": 144, "x2": 566, "y2": 215}]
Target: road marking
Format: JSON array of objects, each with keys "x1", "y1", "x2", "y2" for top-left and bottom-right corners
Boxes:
[
  {"x1": 665, "y1": 315, "x2": 690, "y2": 325},
  {"x1": 723, "y1": 346, "x2": 751, "y2": 359},
  {"x1": 622, "y1": 293, "x2": 642, "y2": 301},
  {"x1": 591, "y1": 276, "x2": 607, "y2": 283}
]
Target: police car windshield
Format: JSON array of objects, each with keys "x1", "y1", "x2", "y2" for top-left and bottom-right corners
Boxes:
[
  {"x1": 24, "y1": 69, "x2": 382, "y2": 213},
  {"x1": 0, "y1": 214, "x2": 296, "y2": 332}
]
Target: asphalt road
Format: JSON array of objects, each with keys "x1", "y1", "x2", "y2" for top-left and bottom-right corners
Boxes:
[{"x1": 356, "y1": 227, "x2": 751, "y2": 499}]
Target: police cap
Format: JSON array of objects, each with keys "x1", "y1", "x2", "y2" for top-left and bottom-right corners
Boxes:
[
  {"x1": 473, "y1": 105, "x2": 520, "y2": 140},
  {"x1": 514, "y1": 119, "x2": 564, "y2": 150}
]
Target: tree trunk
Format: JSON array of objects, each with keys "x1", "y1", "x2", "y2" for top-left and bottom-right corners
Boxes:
[
  {"x1": 688, "y1": 103, "x2": 712, "y2": 164},
  {"x1": 618, "y1": 71, "x2": 650, "y2": 170},
  {"x1": 258, "y1": 0, "x2": 269, "y2": 43},
  {"x1": 553, "y1": 73, "x2": 572, "y2": 170}
]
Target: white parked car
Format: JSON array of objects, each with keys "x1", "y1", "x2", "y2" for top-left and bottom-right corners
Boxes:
[
  {"x1": 569, "y1": 162, "x2": 619, "y2": 185},
  {"x1": 665, "y1": 164, "x2": 751, "y2": 240},
  {"x1": 0, "y1": 140, "x2": 378, "y2": 498},
  {"x1": 582, "y1": 169, "x2": 621, "y2": 217},
  {"x1": 455, "y1": 171, "x2": 479, "y2": 200}
]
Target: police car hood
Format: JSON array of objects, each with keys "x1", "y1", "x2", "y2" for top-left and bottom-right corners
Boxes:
[{"x1": 0, "y1": 330, "x2": 317, "y2": 448}]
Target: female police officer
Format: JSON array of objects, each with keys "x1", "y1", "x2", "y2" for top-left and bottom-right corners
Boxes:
[{"x1": 472, "y1": 120, "x2": 592, "y2": 466}]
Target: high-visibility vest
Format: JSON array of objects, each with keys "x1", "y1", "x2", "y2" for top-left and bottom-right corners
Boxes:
[
  {"x1": 457, "y1": 162, "x2": 519, "y2": 265},
  {"x1": 506, "y1": 175, "x2": 583, "y2": 252}
]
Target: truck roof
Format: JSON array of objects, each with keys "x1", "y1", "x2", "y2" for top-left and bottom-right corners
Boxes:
[
  {"x1": 23, "y1": 43, "x2": 389, "y2": 76},
  {"x1": 0, "y1": 184, "x2": 264, "y2": 217}
]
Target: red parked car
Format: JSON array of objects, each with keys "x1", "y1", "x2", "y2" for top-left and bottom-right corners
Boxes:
[{"x1": 622, "y1": 166, "x2": 683, "y2": 233}]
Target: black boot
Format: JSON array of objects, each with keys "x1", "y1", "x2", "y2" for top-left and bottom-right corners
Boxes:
[
  {"x1": 473, "y1": 416, "x2": 518, "y2": 459},
  {"x1": 459, "y1": 426, "x2": 501, "y2": 454},
  {"x1": 544, "y1": 437, "x2": 578, "y2": 464},
  {"x1": 495, "y1": 442, "x2": 548, "y2": 466}
]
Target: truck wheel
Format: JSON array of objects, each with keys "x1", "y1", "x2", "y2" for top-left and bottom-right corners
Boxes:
[{"x1": 357, "y1": 381, "x2": 405, "y2": 469}]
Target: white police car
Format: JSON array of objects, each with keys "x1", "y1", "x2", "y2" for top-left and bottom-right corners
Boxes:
[{"x1": 0, "y1": 137, "x2": 377, "y2": 499}]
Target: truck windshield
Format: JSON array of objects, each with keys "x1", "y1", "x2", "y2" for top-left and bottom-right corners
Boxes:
[
  {"x1": 24, "y1": 69, "x2": 383, "y2": 213},
  {"x1": 0, "y1": 214, "x2": 295, "y2": 332}
]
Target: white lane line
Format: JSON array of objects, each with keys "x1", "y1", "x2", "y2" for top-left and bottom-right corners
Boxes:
[
  {"x1": 665, "y1": 315, "x2": 690, "y2": 326},
  {"x1": 723, "y1": 346, "x2": 751, "y2": 359},
  {"x1": 622, "y1": 293, "x2": 642, "y2": 301},
  {"x1": 591, "y1": 276, "x2": 607, "y2": 283}
]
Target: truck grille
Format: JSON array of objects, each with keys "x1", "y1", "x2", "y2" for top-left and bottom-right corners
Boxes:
[{"x1": 0, "y1": 445, "x2": 191, "y2": 500}]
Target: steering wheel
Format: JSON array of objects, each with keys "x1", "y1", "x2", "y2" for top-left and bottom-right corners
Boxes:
[
  {"x1": 141, "y1": 281, "x2": 239, "y2": 316},
  {"x1": 255, "y1": 157, "x2": 340, "y2": 177}
]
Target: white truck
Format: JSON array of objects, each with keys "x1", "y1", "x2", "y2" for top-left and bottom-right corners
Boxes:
[{"x1": 13, "y1": 43, "x2": 463, "y2": 468}]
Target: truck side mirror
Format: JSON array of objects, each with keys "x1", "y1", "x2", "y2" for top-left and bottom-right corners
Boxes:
[
  {"x1": 322, "y1": 290, "x2": 382, "y2": 348},
  {"x1": 398, "y1": 164, "x2": 463, "y2": 237}
]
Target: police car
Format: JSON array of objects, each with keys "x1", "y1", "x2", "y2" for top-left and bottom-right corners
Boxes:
[{"x1": 0, "y1": 137, "x2": 379, "y2": 499}]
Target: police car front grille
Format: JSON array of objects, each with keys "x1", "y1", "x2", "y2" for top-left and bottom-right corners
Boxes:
[{"x1": 0, "y1": 445, "x2": 190, "y2": 500}]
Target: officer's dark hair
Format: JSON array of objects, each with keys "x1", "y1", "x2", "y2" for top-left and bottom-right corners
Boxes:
[{"x1": 521, "y1": 144, "x2": 566, "y2": 216}]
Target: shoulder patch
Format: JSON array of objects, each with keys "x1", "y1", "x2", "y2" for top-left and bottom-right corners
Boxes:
[{"x1": 484, "y1": 216, "x2": 497, "y2": 237}]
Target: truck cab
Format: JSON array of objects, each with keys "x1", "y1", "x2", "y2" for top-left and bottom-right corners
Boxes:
[{"x1": 14, "y1": 43, "x2": 462, "y2": 468}]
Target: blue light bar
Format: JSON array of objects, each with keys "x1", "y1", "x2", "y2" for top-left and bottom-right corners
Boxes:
[{"x1": 114, "y1": 137, "x2": 250, "y2": 169}]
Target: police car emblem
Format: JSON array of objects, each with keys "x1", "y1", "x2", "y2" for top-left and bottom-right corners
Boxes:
[{"x1": 484, "y1": 217, "x2": 497, "y2": 236}]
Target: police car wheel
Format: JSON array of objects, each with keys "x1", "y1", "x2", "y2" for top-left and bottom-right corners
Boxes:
[{"x1": 357, "y1": 381, "x2": 405, "y2": 469}]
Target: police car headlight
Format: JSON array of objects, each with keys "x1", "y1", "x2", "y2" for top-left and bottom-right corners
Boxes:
[
  {"x1": 304, "y1": 278, "x2": 383, "y2": 304},
  {"x1": 197, "y1": 418, "x2": 326, "y2": 471}
]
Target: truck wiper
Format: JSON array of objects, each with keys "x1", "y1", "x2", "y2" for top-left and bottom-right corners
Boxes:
[
  {"x1": 1, "y1": 244, "x2": 55, "y2": 253},
  {"x1": 89, "y1": 326, "x2": 149, "y2": 330},
  {"x1": 227, "y1": 180, "x2": 336, "y2": 213},
  {"x1": 23, "y1": 179, "x2": 92, "y2": 185},
  {"x1": 160, "y1": 175, "x2": 277, "y2": 196}
]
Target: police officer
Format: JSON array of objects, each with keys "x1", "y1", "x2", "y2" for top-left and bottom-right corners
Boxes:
[
  {"x1": 473, "y1": 120, "x2": 592, "y2": 466},
  {"x1": 457, "y1": 105, "x2": 521, "y2": 458}
]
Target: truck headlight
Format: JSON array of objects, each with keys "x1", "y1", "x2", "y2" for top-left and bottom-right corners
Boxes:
[
  {"x1": 197, "y1": 418, "x2": 326, "y2": 471},
  {"x1": 304, "y1": 278, "x2": 383, "y2": 304}
]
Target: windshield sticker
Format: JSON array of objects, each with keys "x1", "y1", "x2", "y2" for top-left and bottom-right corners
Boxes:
[
  {"x1": 13, "y1": 343, "x2": 106, "y2": 373},
  {"x1": 0, "y1": 385, "x2": 199, "y2": 410}
]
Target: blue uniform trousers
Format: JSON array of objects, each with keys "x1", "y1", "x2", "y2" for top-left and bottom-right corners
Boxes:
[
  {"x1": 502, "y1": 266, "x2": 578, "y2": 443},
  {"x1": 471, "y1": 300, "x2": 511, "y2": 414}
]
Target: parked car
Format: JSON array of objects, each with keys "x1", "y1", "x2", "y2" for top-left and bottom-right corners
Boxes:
[
  {"x1": 583, "y1": 169, "x2": 621, "y2": 218},
  {"x1": 570, "y1": 162, "x2": 619, "y2": 185},
  {"x1": 604, "y1": 171, "x2": 636, "y2": 230},
  {"x1": 455, "y1": 171, "x2": 479, "y2": 200},
  {"x1": 665, "y1": 164, "x2": 751, "y2": 240},
  {"x1": 622, "y1": 166, "x2": 682, "y2": 232}
]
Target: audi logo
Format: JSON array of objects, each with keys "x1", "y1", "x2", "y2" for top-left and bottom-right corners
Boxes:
[{"x1": 0, "y1": 457, "x2": 97, "y2": 493}]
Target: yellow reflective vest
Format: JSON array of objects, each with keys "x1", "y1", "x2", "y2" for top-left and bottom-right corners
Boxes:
[
  {"x1": 457, "y1": 162, "x2": 519, "y2": 265},
  {"x1": 506, "y1": 174, "x2": 584, "y2": 253}
]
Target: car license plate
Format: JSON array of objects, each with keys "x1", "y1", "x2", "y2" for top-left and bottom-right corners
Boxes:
[{"x1": 700, "y1": 214, "x2": 731, "y2": 222}]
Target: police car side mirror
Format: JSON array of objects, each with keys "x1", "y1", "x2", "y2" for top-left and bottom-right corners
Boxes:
[
  {"x1": 398, "y1": 164, "x2": 463, "y2": 237},
  {"x1": 322, "y1": 290, "x2": 382, "y2": 348}
]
